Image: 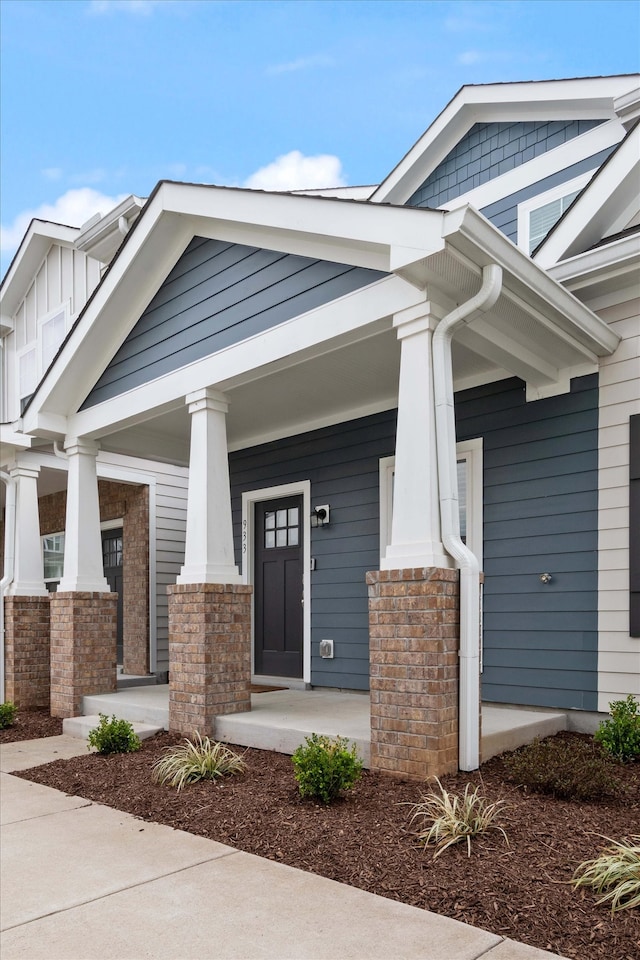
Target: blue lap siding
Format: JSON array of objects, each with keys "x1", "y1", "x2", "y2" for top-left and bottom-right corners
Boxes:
[
  {"x1": 228, "y1": 375, "x2": 599, "y2": 708},
  {"x1": 456, "y1": 376, "x2": 599, "y2": 711},
  {"x1": 81, "y1": 237, "x2": 386, "y2": 409}
]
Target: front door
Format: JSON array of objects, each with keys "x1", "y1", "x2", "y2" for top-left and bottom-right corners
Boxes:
[
  {"x1": 102, "y1": 529, "x2": 124, "y2": 665},
  {"x1": 254, "y1": 496, "x2": 303, "y2": 678}
]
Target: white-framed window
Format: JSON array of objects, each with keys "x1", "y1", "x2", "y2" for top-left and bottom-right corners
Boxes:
[
  {"x1": 42, "y1": 532, "x2": 65, "y2": 591},
  {"x1": 16, "y1": 302, "x2": 69, "y2": 407},
  {"x1": 379, "y1": 438, "x2": 483, "y2": 567},
  {"x1": 517, "y1": 173, "x2": 592, "y2": 255}
]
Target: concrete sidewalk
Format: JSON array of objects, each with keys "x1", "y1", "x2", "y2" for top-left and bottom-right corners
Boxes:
[{"x1": 0, "y1": 737, "x2": 567, "y2": 960}]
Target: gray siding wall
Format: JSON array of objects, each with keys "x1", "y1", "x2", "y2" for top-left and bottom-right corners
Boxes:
[
  {"x1": 456, "y1": 376, "x2": 599, "y2": 711},
  {"x1": 229, "y1": 374, "x2": 598, "y2": 708},
  {"x1": 407, "y1": 119, "x2": 603, "y2": 209},
  {"x1": 479, "y1": 147, "x2": 616, "y2": 243},
  {"x1": 82, "y1": 238, "x2": 386, "y2": 409},
  {"x1": 229, "y1": 411, "x2": 397, "y2": 690}
]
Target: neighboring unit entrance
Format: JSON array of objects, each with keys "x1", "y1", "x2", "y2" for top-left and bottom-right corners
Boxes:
[
  {"x1": 102, "y1": 528, "x2": 124, "y2": 664},
  {"x1": 254, "y1": 496, "x2": 303, "y2": 678}
]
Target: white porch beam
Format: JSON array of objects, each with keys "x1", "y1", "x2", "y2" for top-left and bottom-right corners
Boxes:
[
  {"x1": 5, "y1": 464, "x2": 48, "y2": 596},
  {"x1": 57, "y1": 439, "x2": 110, "y2": 593},
  {"x1": 382, "y1": 303, "x2": 452, "y2": 571},
  {"x1": 456, "y1": 321, "x2": 562, "y2": 389},
  {"x1": 177, "y1": 388, "x2": 241, "y2": 585}
]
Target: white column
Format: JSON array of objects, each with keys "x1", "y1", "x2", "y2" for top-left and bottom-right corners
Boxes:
[
  {"x1": 6, "y1": 464, "x2": 48, "y2": 596},
  {"x1": 382, "y1": 303, "x2": 452, "y2": 570},
  {"x1": 177, "y1": 388, "x2": 241, "y2": 584},
  {"x1": 57, "y1": 438, "x2": 110, "y2": 593}
]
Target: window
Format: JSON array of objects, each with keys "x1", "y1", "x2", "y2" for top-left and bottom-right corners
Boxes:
[
  {"x1": 17, "y1": 303, "x2": 68, "y2": 408},
  {"x1": 517, "y1": 173, "x2": 591, "y2": 255},
  {"x1": 379, "y1": 438, "x2": 483, "y2": 567},
  {"x1": 42, "y1": 533, "x2": 65, "y2": 592}
]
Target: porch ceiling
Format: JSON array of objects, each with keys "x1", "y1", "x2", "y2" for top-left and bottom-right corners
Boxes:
[{"x1": 97, "y1": 325, "x2": 500, "y2": 464}]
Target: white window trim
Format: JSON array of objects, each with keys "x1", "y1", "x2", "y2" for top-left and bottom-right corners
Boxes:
[
  {"x1": 41, "y1": 518, "x2": 125, "y2": 587},
  {"x1": 241, "y1": 481, "x2": 311, "y2": 685},
  {"x1": 380, "y1": 438, "x2": 483, "y2": 569},
  {"x1": 517, "y1": 172, "x2": 592, "y2": 255}
]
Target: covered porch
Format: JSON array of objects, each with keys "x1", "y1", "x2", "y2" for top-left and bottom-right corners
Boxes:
[{"x1": 68, "y1": 684, "x2": 569, "y2": 767}]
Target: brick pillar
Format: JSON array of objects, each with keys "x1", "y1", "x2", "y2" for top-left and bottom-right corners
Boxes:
[
  {"x1": 168, "y1": 582, "x2": 252, "y2": 736},
  {"x1": 50, "y1": 592, "x2": 118, "y2": 718},
  {"x1": 367, "y1": 567, "x2": 460, "y2": 780},
  {"x1": 3, "y1": 596, "x2": 51, "y2": 707}
]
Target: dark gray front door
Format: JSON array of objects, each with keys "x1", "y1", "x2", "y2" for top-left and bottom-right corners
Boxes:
[
  {"x1": 102, "y1": 529, "x2": 124, "y2": 664},
  {"x1": 254, "y1": 496, "x2": 303, "y2": 678}
]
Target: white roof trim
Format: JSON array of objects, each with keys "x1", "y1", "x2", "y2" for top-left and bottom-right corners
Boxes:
[
  {"x1": 1, "y1": 220, "x2": 80, "y2": 326},
  {"x1": 534, "y1": 124, "x2": 640, "y2": 267},
  {"x1": 371, "y1": 75, "x2": 639, "y2": 206}
]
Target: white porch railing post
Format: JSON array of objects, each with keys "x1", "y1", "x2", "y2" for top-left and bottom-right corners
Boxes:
[{"x1": 177, "y1": 388, "x2": 241, "y2": 585}]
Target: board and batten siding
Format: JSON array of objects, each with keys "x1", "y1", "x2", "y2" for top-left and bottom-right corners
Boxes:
[
  {"x1": 595, "y1": 296, "x2": 640, "y2": 710},
  {"x1": 3, "y1": 243, "x2": 101, "y2": 422},
  {"x1": 229, "y1": 411, "x2": 397, "y2": 690},
  {"x1": 406, "y1": 119, "x2": 604, "y2": 210},
  {"x1": 456, "y1": 375, "x2": 600, "y2": 711},
  {"x1": 82, "y1": 237, "x2": 387, "y2": 409},
  {"x1": 151, "y1": 464, "x2": 189, "y2": 677}
]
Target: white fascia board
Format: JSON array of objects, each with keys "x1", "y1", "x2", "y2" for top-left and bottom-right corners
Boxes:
[
  {"x1": 27, "y1": 184, "x2": 446, "y2": 425},
  {"x1": 66, "y1": 274, "x2": 424, "y2": 440},
  {"x1": 443, "y1": 205, "x2": 620, "y2": 357},
  {"x1": 0, "y1": 424, "x2": 32, "y2": 455},
  {"x1": 548, "y1": 233, "x2": 640, "y2": 290},
  {"x1": 159, "y1": 181, "x2": 445, "y2": 263},
  {"x1": 372, "y1": 76, "x2": 638, "y2": 206},
  {"x1": 437, "y1": 120, "x2": 624, "y2": 214},
  {"x1": 1, "y1": 221, "x2": 80, "y2": 318},
  {"x1": 535, "y1": 127, "x2": 640, "y2": 267},
  {"x1": 25, "y1": 211, "x2": 194, "y2": 423}
]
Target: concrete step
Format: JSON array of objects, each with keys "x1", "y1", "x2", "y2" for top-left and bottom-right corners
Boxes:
[
  {"x1": 63, "y1": 715, "x2": 163, "y2": 741},
  {"x1": 82, "y1": 687, "x2": 170, "y2": 729},
  {"x1": 481, "y1": 705, "x2": 567, "y2": 762},
  {"x1": 117, "y1": 673, "x2": 158, "y2": 690}
]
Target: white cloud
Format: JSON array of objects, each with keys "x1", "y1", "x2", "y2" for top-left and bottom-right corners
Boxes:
[
  {"x1": 1, "y1": 188, "x2": 129, "y2": 259},
  {"x1": 266, "y1": 54, "x2": 334, "y2": 76},
  {"x1": 41, "y1": 167, "x2": 63, "y2": 181},
  {"x1": 88, "y1": 0, "x2": 168, "y2": 15},
  {"x1": 243, "y1": 151, "x2": 346, "y2": 192}
]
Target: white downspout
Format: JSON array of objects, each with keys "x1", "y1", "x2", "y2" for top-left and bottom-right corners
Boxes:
[
  {"x1": 432, "y1": 264, "x2": 503, "y2": 771},
  {"x1": 0, "y1": 470, "x2": 17, "y2": 704}
]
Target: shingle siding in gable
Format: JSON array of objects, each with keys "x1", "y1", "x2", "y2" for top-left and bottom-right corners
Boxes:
[
  {"x1": 407, "y1": 118, "x2": 604, "y2": 209},
  {"x1": 81, "y1": 238, "x2": 387, "y2": 409},
  {"x1": 456, "y1": 375, "x2": 599, "y2": 711}
]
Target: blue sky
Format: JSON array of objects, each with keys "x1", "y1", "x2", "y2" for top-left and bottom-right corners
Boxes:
[{"x1": 1, "y1": 0, "x2": 638, "y2": 275}]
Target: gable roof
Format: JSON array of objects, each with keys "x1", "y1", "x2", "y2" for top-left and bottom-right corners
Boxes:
[
  {"x1": 534, "y1": 121, "x2": 640, "y2": 267},
  {"x1": 371, "y1": 75, "x2": 639, "y2": 206}
]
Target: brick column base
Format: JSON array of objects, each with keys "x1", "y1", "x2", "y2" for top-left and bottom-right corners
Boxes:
[
  {"x1": 167, "y1": 582, "x2": 252, "y2": 736},
  {"x1": 367, "y1": 567, "x2": 460, "y2": 780},
  {"x1": 50, "y1": 592, "x2": 118, "y2": 718},
  {"x1": 3, "y1": 596, "x2": 51, "y2": 707}
]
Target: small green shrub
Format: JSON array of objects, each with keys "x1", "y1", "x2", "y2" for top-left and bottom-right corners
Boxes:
[
  {"x1": 594, "y1": 694, "x2": 640, "y2": 763},
  {"x1": 87, "y1": 713, "x2": 141, "y2": 755},
  {"x1": 151, "y1": 732, "x2": 246, "y2": 790},
  {"x1": 504, "y1": 735, "x2": 619, "y2": 801},
  {"x1": 406, "y1": 777, "x2": 508, "y2": 859},
  {"x1": 572, "y1": 835, "x2": 640, "y2": 913},
  {"x1": 0, "y1": 701, "x2": 17, "y2": 729},
  {"x1": 292, "y1": 733, "x2": 363, "y2": 803}
]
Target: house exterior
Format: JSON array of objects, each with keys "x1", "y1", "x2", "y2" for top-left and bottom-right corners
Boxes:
[{"x1": 1, "y1": 74, "x2": 638, "y2": 780}]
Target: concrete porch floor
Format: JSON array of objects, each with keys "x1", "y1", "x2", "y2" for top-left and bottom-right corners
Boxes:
[{"x1": 73, "y1": 686, "x2": 570, "y2": 767}]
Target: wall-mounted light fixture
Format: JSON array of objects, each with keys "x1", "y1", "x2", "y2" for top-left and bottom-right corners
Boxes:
[
  {"x1": 311, "y1": 504, "x2": 330, "y2": 528},
  {"x1": 539, "y1": 573, "x2": 553, "y2": 584}
]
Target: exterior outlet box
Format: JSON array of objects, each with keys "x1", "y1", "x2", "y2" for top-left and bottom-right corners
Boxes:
[{"x1": 319, "y1": 639, "x2": 334, "y2": 659}]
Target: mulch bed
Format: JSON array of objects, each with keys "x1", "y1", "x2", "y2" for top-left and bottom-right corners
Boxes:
[
  {"x1": 0, "y1": 707, "x2": 62, "y2": 742},
  {"x1": 5, "y1": 717, "x2": 639, "y2": 960}
]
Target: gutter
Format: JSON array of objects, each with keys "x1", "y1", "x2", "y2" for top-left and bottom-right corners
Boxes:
[
  {"x1": 0, "y1": 470, "x2": 16, "y2": 703},
  {"x1": 432, "y1": 264, "x2": 503, "y2": 771}
]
